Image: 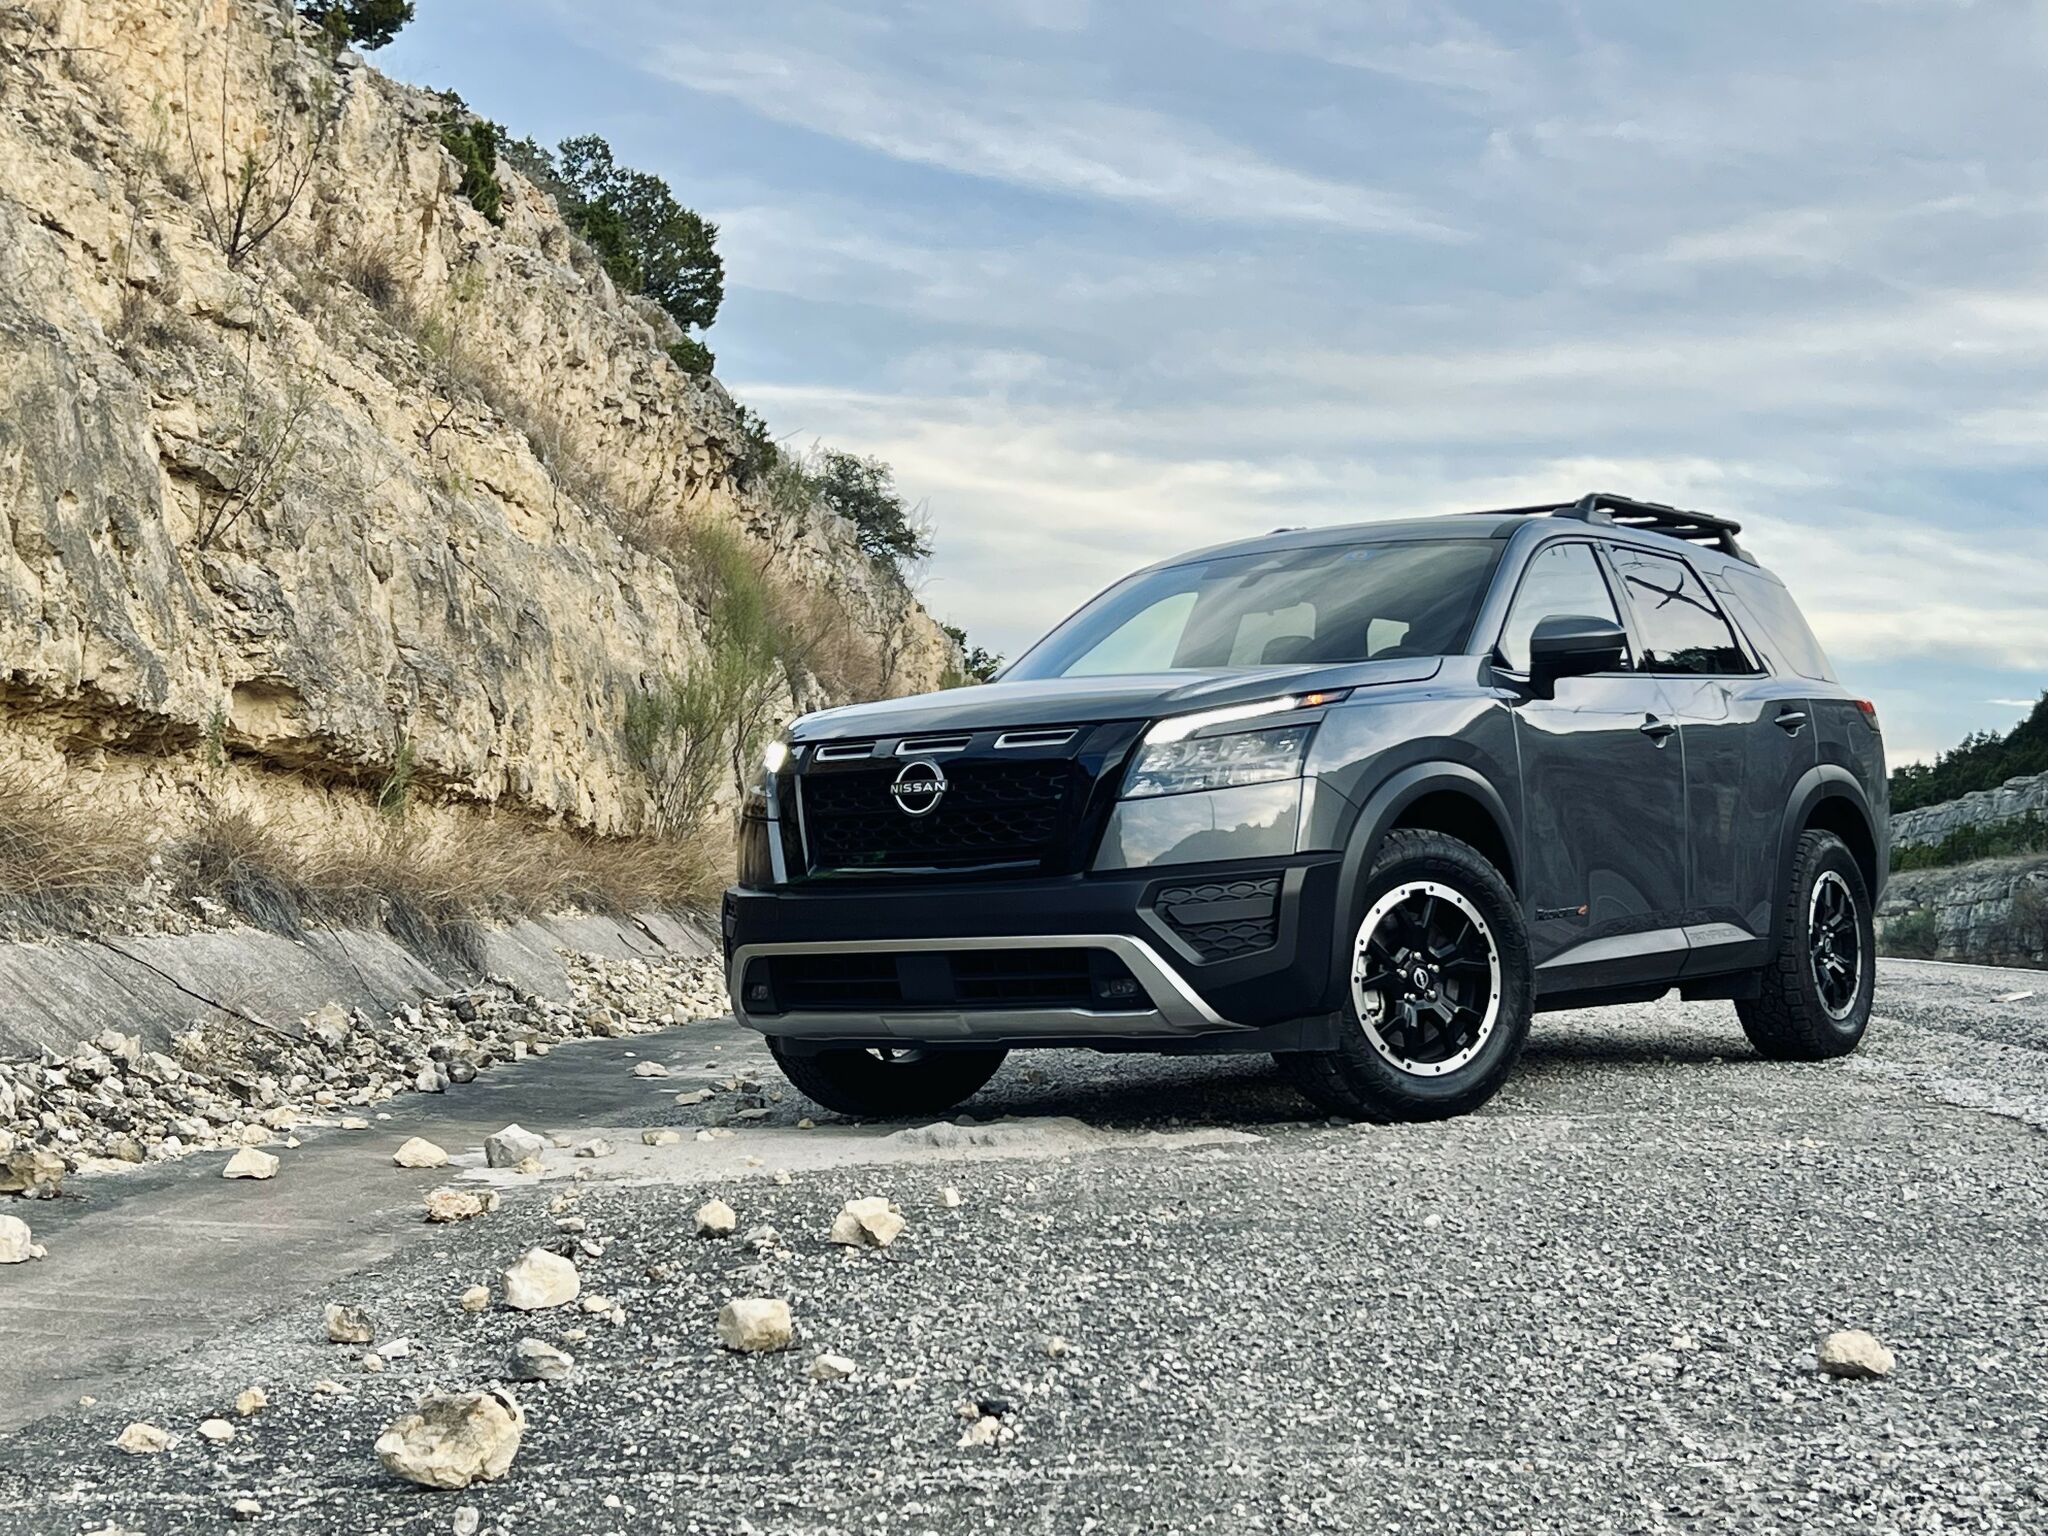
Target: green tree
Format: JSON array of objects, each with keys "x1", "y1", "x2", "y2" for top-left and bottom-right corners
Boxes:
[
  {"x1": 300, "y1": 0, "x2": 415, "y2": 50},
  {"x1": 813, "y1": 450, "x2": 931, "y2": 574},
  {"x1": 544, "y1": 136, "x2": 724, "y2": 336},
  {"x1": 941, "y1": 624, "x2": 1003, "y2": 683},
  {"x1": 438, "y1": 114, "x2": 505, "y2": 225}
]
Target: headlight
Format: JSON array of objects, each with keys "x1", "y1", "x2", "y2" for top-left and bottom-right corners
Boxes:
[
  {"x1": 762, "y1": 739, "x2": 790, "y2": 775},
  {"x1": 1121, "y1": 691, "x2": 1346, "y2": 800},
  {"x1": 1123, "y1": 722, "x2": 1314, "y2": 799}
]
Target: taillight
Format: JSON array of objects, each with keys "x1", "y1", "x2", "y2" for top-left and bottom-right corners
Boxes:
[{"x1": 1854, "y1": 700, "x2": 1880, "y2": 731}]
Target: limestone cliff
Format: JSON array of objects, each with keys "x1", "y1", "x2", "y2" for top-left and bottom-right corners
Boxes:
[
  {"x1": 0, "y1": 0, "x2": 953, "y2": 855},
  {"x1": 1891, "y1": 770, "x2": 2048, "y2": 851}
]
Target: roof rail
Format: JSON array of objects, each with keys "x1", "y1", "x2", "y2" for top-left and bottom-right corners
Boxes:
[{"x1": 1549, "y1": 492, "x2": 1752, "y2": 562}]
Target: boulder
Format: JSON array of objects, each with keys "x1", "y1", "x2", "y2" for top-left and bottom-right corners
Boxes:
[
  {"x1": 483, "y1": 1124, "x2": 546, "y2": 1169},
  {"x1": 716, "y1": 1297, "x2": 794, "y2": 1353},
  {"x1": 695, "y1": 1199, "x2": 737, "y2": 1237},
  {"x1": 115, "y1": 1421, "x2": 172, "y2": 1455},
  {"x1": 1, "y1": 1146, "x2": 65, "y2": 1199},
  {"x1": 374, "y1": 1389, "x2": 524, "y2": 1489},
  {"x1": 325, "y1": 1303, "x2": 376, "y2": 1345},
  {"x1": 0, "y1": 1214, "x2": 46, "y2": 1264},
  {"x1": 502, "y1": 1248, "x2": 580, "y2": 1311},
  {"x1": 829, "y1": 1196, "x2": 906, "y2": 1249},
  {"x1": 510, "y1": 1337, "x2": 574, "y2": 1382},
  {"x1": 393, "y1": 1137, "x2": 450, "y2": 1169},
  {"x1": 223, "y1": 1147, "x2": 279, "y2": 1180},
  {"x1": 1817, "y1": 1329, "x2": 1896, "y2": 1380},
  {"x1": 423, "y1": 1189, "x2": 497, "y2": 1224}
]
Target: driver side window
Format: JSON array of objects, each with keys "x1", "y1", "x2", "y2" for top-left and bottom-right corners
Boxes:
[{"x1": 1498, "y1": 542, "x2": 1628, "y2": 672}]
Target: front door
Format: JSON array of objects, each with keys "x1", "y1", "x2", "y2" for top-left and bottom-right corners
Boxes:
[{"x1": 1496, "y1": 540, "x2": 1691, "y2": 993}]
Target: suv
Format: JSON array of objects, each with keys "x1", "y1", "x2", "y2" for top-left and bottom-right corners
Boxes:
[{"x1": 724, "y1": 494, "x2": 1886, "y2": 1123}]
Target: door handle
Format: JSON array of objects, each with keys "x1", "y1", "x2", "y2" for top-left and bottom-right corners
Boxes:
[
  {"x1": 1639, "y1": 715, "x2": 1676, "y2": 746},
  {"x1": 1775, "y1": 709, "x2": 1809, "y2": 735}
]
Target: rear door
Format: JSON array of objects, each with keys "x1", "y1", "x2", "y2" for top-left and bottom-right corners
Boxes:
[
  {"x1": 1496, "y1": 539, "x2": 1691, "y2": 993},
  {"x1": 1605, "y1": 545, "x2": 1816, "y2": 974}
]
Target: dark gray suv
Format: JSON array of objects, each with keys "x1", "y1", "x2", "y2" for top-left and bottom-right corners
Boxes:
[{"x1": 725, "y1": 494, "x2": 1886, "y2": 1123}]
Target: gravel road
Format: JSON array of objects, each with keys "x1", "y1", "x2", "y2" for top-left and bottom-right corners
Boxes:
[{"x1": 2, "y1": 958, "x2": 2045, "y2": 1534}]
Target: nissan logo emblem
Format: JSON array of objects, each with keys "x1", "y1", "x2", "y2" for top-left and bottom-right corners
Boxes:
[{"x1": 890, "y1": 759, "x2": 948, "y2": 816}]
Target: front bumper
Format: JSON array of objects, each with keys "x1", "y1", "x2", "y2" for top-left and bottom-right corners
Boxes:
[{"x1": 722, "y1": 855, "x2": 1341, "y2": 1049}]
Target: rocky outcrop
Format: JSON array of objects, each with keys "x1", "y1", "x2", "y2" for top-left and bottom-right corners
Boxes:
[
  {"x1": 1879, "y1": 857, "x2": 2048, "y2": 969},
  {"x1": 0, "y1": 0, "x2": 952, "y2": 843},
  {"x1": 1892, "y1": 771, "x2": 2048, "y2": 851}
]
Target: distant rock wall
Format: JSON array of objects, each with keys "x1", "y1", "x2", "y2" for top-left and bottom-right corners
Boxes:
[
  {"x1": 1879, "y1": 858, "x2": 2048, "y2": 970},
  {"x1": 0, "y1": 0, "x2": 953, "y2": 842},
  {"x1": 1891, "y1": 771, "x2": 2048, "y2": 851}
]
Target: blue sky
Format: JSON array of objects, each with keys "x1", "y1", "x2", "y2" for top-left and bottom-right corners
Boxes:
[{"x1": 381, "y1": 0, "x2": 2048, "y2": 765}]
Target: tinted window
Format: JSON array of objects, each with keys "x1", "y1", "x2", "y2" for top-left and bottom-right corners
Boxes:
[
  {"x1": 1713, "y1": 568, "x2": 1836, "y2": 681},
  {"x1": 1008, "y1": 540, "x2": 1504, "y2": 680},
  {"x1": 1609, "y1": 547, "x2": 1756, "y2": 675},
  {"x1": 1498, "y1": 542, "x2": 1628, "y2": 672}
]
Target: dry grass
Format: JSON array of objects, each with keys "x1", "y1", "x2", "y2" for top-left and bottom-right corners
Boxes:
[
  {"x1": 0, "y1": 757, "x2": 721, "y2": 948},
  {"x1": 0, "y1": 764, "x2": 150, "y2": 931}
]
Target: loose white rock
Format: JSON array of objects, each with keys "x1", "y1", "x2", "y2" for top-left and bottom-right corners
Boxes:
[
  {"x1": 325, "y1": 1303, "x2": 376, "y2": 1345},
  {"x1": 222, "y1": 1147, "x2": 279, "y2": 1180},
  {"x1": 695, "y1": 1199, "x2": 737, "y2": 1237},
  {"x1": 423, "y1": 1188, "x2": 497, "y2": 1224},
  {"x1": 234, "y1": 1388, "x2": 268, "y2": 1417},
  {"x1": 1818, "y1": 1329, "x2": 1896, "y2": 1380},
  {"x1": 830, "y1": 1196, "x2": 906, "y2": 1248},
  {"x1": 940, "y1": 1186, "x2": 963, "y2": 1209},
  {"x1": 641, "y1": 1128, "x2": 681, "y2": 1147},
  {"x1": 958, "y1": 1414, "x2": 1002, "y2": 1448},
  {"x1": 502, "y1": 1248, "x2": 580, "y2": 1311},
  {"x1": 716, "y1": 1297, "x2": 794, "y2": 1353},
  {"x1": 673, "y1": 1088, "x2": 713, "y2": 1106},
  {"x1": 374, "y1": 1389, "x2": 524, "y2": 1489},
  {"x1": 459, "y1": 1285, "x2": 490, "y2": 1313},
  {"x1": 0, "y1": 1214, "x2": 46, "y2": 1264},
  {"x1": 483, "y1": 1124, "x2": 546, "y2": 1169},
  {"x1": 114, "y1": 1421, "x2": 171, "y2": 1454},
  {"x1": 197, "y1": 1418, "x2": 235, "y2": 1444},
  {"x1": 631, "y1": 1060, "x2": 671, "y2": 1078},
  {"x1": 392, "y1": 1137, "x2": 450, "y2": 1169},
  {"x1": 510, "y1": 1337, "x2": 574, "y2": 1382},
  {"x1": 572, "y1": 1137, "x2": 616, "y2": 1159},
  {"x1": 810, "y1": 1352, "x2": 857, "y2": 1382}
]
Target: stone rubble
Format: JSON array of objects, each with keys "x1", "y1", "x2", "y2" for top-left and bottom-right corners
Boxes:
[
  {"x1": 392, "y1": 1137, "x2": 450, "y2": 1169},
  {"x1": 114, "y1": 1422, "x2": 171, "y2": 1455},
  {"x1": 0, "y1": 1212, "x2": 46, "y2": 1263},
  {"x1": 502, "y1": 1248, "x2": 580, "y2": 1311},
  {"x1": 324, "y1": 1304, "x2": 376, "y2": 1345},
  {"x1": 511, "y1": 1337, "x2": 575, "y2": 1383},
  {"x1": 716, "y1": 1297, "x2": 795, "y2": 1353},
  {"x1": 221, "y1": 1147, "x2": 279, "y2": 1180},
  {"x1": 0, "y1": 954, "x2": 728, "y2": 1192},
  {"x1": 423, "y1": 1189, "x2": 499, "y2": 1224},
  {"x1": 830, "y1": 1196, "x2": 907, "y2": 1249},
  {"x1": 695, "y1": 1199, "x2": 738, "y2": 1237}
]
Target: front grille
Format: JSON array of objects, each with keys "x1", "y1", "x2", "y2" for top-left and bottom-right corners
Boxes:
[
  {"x1": 742, "y1": 947, "x2": 1142, "y2": 1015},
  {"x1": 1156, "y1": 876, "x2": 1281, "y2": 962},
  {"x1": 800, "y1": 758, "x2": 1075, "y2": 873}
]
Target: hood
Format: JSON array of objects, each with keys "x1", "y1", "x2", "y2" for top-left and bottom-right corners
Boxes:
[{"x1": 789, "y1": 656, "x2": 1445, "y2": 741}]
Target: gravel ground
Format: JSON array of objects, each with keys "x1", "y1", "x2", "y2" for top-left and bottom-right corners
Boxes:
[{"x1": 1, "y1": 958, "x2": 2045, "y2": 1534}]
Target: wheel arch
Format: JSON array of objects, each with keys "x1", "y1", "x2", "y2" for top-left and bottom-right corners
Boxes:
[
  {"x1": 1326, "y1": 762, "x2": 1520, "y2": 1011},
  {"x1": 1780, "y1": 766, "x2": 1882, "y2": 929}
]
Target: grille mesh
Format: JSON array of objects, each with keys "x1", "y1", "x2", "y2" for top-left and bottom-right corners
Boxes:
[
  {"x1": 802, "y1": 759, "x2": 1073, "y2": 871},
  {"x1": 1156, "y1": 876, "x2": 1282, "y2": 961}
]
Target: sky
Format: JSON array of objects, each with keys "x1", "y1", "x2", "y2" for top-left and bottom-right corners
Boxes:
[{"x1": 381, "y1": 0, "x2": 2048, "y2": 766}]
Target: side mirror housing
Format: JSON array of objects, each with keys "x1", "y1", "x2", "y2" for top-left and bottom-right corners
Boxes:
[{"x1": 1525, "y1": 615, "x2": 1628, "y2": 698}]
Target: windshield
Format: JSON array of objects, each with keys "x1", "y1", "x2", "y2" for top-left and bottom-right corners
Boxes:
[{"x1": 1005, "y1": 539, "x2": 1504, "y2": 681}]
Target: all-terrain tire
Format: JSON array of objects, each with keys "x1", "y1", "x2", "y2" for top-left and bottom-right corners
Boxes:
[
  {"x1": 766, "y1": 1038, "x2": 1008, "y2": 1119},
  {"x1": 1737, "y1": 829, "x2": 1874, "y2": 1061},
  {"x1": 1277, "y1": 828, "x2": 1533, "y2": 1123}
]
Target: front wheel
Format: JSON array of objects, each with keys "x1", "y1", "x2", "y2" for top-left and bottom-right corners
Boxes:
[
  {"x1": 1278, "y1": 828, "x2": 1533, "y2": 1122},
  {"x1": 1737, "y1": 829, "x2": 1874, "y2": 1060},
  {"x1": 765, "y1": 1038, "x2": 1007, "y2": 1119}
]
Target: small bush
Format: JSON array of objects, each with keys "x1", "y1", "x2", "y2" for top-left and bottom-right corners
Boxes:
[
  {"x1": 439, "y1": 115, "x2": 506, "y2": 226},
  {"x1": 1892, "y1": 813, "x2": 2048, "y2": 872},
  {"x1": 666, "y1": 336, "x2": 714, "y2": 376},
  {"x1": 0, "y1": 763, "x2": 150, "y2": 932},
  {"x1": 1880, "y1": 905, "x2": 1941, "y2": 960},
  {"x1": 299, "y1": 0, "x2": 414, "y2": 51},
  {"x1": 811, "y1": 448, "x2": 932, "y2": 576}
]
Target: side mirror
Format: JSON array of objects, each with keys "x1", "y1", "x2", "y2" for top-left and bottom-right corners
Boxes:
[{"x1": 1526, "y1": 615, "x2": 1628, "y2": 697}]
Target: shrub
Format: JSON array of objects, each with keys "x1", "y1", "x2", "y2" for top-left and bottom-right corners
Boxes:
[
  {"x1": 1879, "y1": 905, "x2": 1941, "y2": 960},
  {"x1": 1892, "y1": 693, "x2": 2048, "y2": 813},
  {"x1": 0, "y1": 762, "x2": 150, "y2": 933},
  {"x1": 1892, "y1": 813, "x2": 2048, "y2": 872},
  {"x1": 666, "y1": 336, "x2": 714, "y2": 376},
  {"x1": 300, "y1": 0, "x2": 415, "y2": 51},
  {"x1": 439, "y1": 114, "x2": 506, "y2": 226},
  {"x1": 941, "y1": 624, "x2": 1003, "y2": 684}
]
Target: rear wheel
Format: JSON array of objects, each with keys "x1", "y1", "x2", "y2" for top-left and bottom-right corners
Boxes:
[
  {"x1": 1278, "y1": 828, "x2": 1532, "y2": 1122},
  {"x1": 765, "y1": 1038, "x2": 1008, "y2": 1118},
  {"x1": 1737, "y1": 829, "x2": 1873, "y2": 1060}
]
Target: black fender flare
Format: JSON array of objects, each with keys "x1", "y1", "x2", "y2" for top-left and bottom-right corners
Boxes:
[
  {"x1": 1774, "y1": 765, "x2": 1880, "y2": 942},
  {"x1": 1323, "y1": 762, "x2": 1519, "y2": 1011}
]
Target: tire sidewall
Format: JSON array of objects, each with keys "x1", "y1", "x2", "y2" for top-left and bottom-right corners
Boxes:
[{"x1": 1333, "y1": 834, "x2": 1533, "y2": 1113}]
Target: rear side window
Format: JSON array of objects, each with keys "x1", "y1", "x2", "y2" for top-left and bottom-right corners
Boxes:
[
  {"x1": 1608, "y1": 547, "x2": 1757, "y2": 676},
  {"x1": 1712, "y1": 567, "x2": 1837, "y2": 682}
]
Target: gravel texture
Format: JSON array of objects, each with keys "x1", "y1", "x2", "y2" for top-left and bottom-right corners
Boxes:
[{"x1": 0, "y1": 958, "x2": 2044, "y2": 1533}]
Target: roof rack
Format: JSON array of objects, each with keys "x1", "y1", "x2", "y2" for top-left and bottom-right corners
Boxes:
[{"x1": 1469, "y1": 493, "x2": 1752, "y2": 562}]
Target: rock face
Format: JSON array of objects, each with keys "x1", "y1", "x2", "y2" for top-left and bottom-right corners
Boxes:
[
  {"x1": 1881, "y1": 857, "x2": 2048, "y2": 969},
  {"x1": 374, "y1": 1389, "x2": 525, "y2": 1489},
  {"x1": 0, "y1": 0, "x2": 954, "y2": 851},
  {"x1": 1893, "y1": 772, "x2": 2048, "y2": 850}
]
